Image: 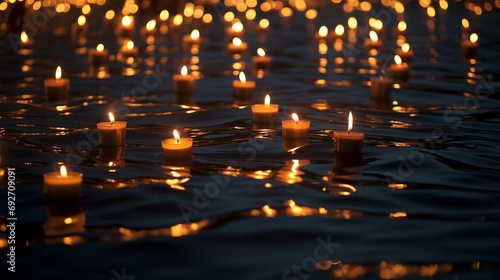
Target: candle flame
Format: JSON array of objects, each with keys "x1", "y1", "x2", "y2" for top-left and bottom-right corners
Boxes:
[
  {"x1": 232, "y1": 21, "x2": 243, "y2": 32},
  {"x1": 257, "y1": 48, "x2": 266, "y2": 57},
  {"x1": 462, "y1": 18, "x2": 469, "y2": 29},
  {"x1": 394, "y1": 55, "x2": 402, "y2": 65},
  {"x1": 264, "y1": 94, "x2": 270, "y2": 106},
  {"x1": 60, "y1": 165, "x2": 67, "y2": 177},
  {"x1": 369, "y1": 31, "x2": 378, "y2": 42},
  {"x1": 97, "y1": 43, "x2": 104, "y2": 52},
  {"x1": 160, "y1": 10, "x2": 169, "y2": 21},
  {"x1": 239, "y1": 72, "x2": 246, "y2": 83},
  {"x1": 232, "y1": 37, "x2": 242, "y2": 47},
  {"x1": 318, "y1": 25, "x2": 328, "y2": 37},
  {"x1": 181, "y1": 65, "x2": 188, "y2": 76},
  {"x1": 398, "y1": 21, "x2": 407, "y2": 32},
  {"x1": 191, "y1": 29, "x2": 200, "y2": 40},
  {"x1": 402, "y1": 43, "x2": 410, "y2": 53},
  {"x1": 173, "y1": 14, "x2": 183, "y2": 26},
  {"x1": 348, "y1": 111, "x2": 353, "y2": 133},
  {"x1": 122, "y1": 15, "x2": 132, "y2": 27},
  {"x1": 78, "y1": 15, "x2": 86, "y2": 26},
  {"x1": 21, "y1": 31, "x2": 28, "y2": 43},
  {"x1": 334, "y1": 24, "x2": 344, "y2": 36},
  {"x1": 470, "y1": 33, "x2": 478, "y2": 43},
  {"x1": 146, "y1": 19, "x2": 156, "y2": 31},
  {"x1": 126, "y1": 40, "x2": 134, "y2": 50},
  {"x1": 173, "y1": 129, "x2": 180, "y2": 144},
  {"x1": 55, "y1": 66, "x2": 62, "y2": 79},
  {"x1": 348, "y1": 17, "x2": 357, "y2": 29},
  {"x1": 109, "y1": 112, "x2": 115, "y2": 124},
  {"x1": 292, "y1": 113, "x2": 299, "y2": 124}
]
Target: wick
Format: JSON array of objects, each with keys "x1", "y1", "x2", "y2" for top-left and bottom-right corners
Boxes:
[
  {"x1": 348, "y1": 130, "x2": 351, "y2": 135},
  {"x1": 175, "y1": 139, "x2": 180, "y2": 144}
]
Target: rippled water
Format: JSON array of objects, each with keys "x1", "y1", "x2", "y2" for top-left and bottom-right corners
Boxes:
[{"x1": 1, "y1": 0, "x2": 500, "y2": 279}]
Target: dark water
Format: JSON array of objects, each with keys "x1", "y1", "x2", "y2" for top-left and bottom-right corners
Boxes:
[{"x1": 1, "y1": 0, "x2": 500, "y2": 279}]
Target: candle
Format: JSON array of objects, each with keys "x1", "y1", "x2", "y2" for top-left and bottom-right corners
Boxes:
[
  {"x1": 44, "y1": 66, "x2": 69, "y2": 101},
  {"x1": 227, "y1": 21, "x2": 244, "y2": 40},
  {"x1": 162, "y1": 129, "x2": 193, "y2": 159},
  {"x1": 88, "y1": 44, "x2": 108, "y2": 68},
  {"x1": 333, "y1": 112, "x2": 364, "y2": 153},
  {"x1": 315, "y1": 25, "x2": 330, "y2": 41},
  {"x1": 364, "y1": 31, "x2": 382, "y2": 50},
  {"x1": 142, "y1": 19, "x2": 157, "y2": 37},
  {"x1": 370, "y1": 76, "x2": 393, "y2": 100},
  {"x1": 395, "y1": 43, "x2": 414, "y2": 64},
  {"x1": 118, "y1": 15, "x2": 134, "y2": 38},
  {"x1": 282, "y1": 113, "x2": 310, "y2": 138},
  {"x1": 395, "y1": 21, "x2": 407, "y2": 35},
  {"x1": 461, "y1": 18, "x2": 470, "y2": 32},
  {"x1": 120, "y1": 40, "x2": 138, "y2": 59},
  {"x1": 43, "y1": 165, "x2": 83, "y2": 199},
  {"x1": 333, "y1": 24, "x2": 345, "y2": 40},
  {"x1": 389, "y1": 55, "x2": 410, "y2": 81},
  {"x1": 183, "y1": 29, "x2": 201, "y2": 50},
  {"x1": 228, "y1": 37, "x2": 247, "y2": 55},
  {"x1": 252, "y1": 48, "x2": 271, "y2": 72},
  {"x1": 173, "y1": 65, "x2": 196, "y2": 95},
  {"x1": 71, "y1": 15, "x2": 87, "y2": 39},
  {"x1": 19, "y1": 31, "x2": 34, "y2": 49},
  {"x1": 462, "y1": 33, "x2": 478, "y2": 58},
  {"x1": 258, "y1": 18, "x2": 269, "y2": 32},
  {"x1": 233, "y1": 72, "x2": 255, "y2": 105},
  {"x1": 97, "y1": 112, "x2": 127, "y2": 146},
  {"x1": 252, "y1": 95, "x2": 279, "y2": 123}
]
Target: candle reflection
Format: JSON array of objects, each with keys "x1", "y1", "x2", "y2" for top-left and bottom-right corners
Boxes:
[
  {"x1": 43, "y1": 199, "x2": 86, "y2": 238},
  {"x1": 276, "y1": 159, "x2": 310, "y2": 184}
]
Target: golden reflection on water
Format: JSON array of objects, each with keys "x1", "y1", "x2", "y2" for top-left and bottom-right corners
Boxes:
[{"x1": 328, "y1": 261, "x2": 455, "y2": 279}]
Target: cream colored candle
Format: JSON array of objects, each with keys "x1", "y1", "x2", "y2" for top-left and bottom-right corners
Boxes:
[
  {"x1": 173, "y1": 65, "x2": 196, "y2": 95},
  {"x1": 162, "y1": 129, "x2": 193, "y2": 158},
  {"x1": 252, "y1": 48, "x2": 271, "y2": 72},
  {"x1": 333, "y1": 112, "x2": 364, "y2": 153},
  {"x1": 390, "y1": 55, "x2": 410, "y2": 80},
  {"x1": 228, "y1": 37, "x2": 247, "y2": 55},
  {"x1": 252, "y1": 95, "x2": 278, "y2": 123},
  {"x1": 97, "y1": 112, "x2": 127, "y2": 146},
  {"x1": 364, "y1": 31, "x2": 382, "y2": 50},
  {"x1": 89, "y1": 44, "x2": 108, "y2": 67},
  {"x1": 233, "y1": 72, "x2": 255, "y2": 105},
  {"x1": 282, "y1": 113, "x2": 310, "y2": 138},
  {"x1": 370, "y1": 77, "x2": 392, "y2": 100},
  {"x1": 44, "y1": 66, "x2": 69, "y2": 101},
  {"x1": 462, "y1": 33, "x2": 478, "y2": 58},
  {"x1": 43, "y1": 165, "x2": 83, "y2": 199},
  {"x1": 395, "y1": 43, "x2": 414, "y2": 64},
  {"x1": 182, "y1": 29, "x2": 201, "y2": 50}
]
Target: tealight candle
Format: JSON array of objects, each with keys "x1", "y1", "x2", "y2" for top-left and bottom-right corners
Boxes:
[
  {"x1": 173, "y1": 65, "x2": 196, "y2": 95},
  {"x1": 370, "y1": 76, "x2": 393, "y2": 100},
  {"x1": 89, "y1": 44, "x2": 108, "y2": 68},
  {"x1": 233, "y1": 72, "x2": 255, "y2": 105},
  {"x1": 333, "y1": 112, "x2": 364, "y2": 153},
  {"x1": 97, "y1": 112, "x2": 127, "y2": 146},
  {"x1": 227, "y1": 21, "x2": 244, "y2": 40},
  {"x1": 71, "y1": 15, "x2": 87, "y2": 39},
  {"x1": 395, "y1": 21, "x2": 407, "y2": 36},
  {"x1": 162, "y1": 129, "x2": 193, "y2": 159},
  {"x1": 395, "y1": 43, "x2": 414, "y2": 64},
  {"x1": 142, "y1": 19, "x2": 157, "y2": 37},
  {"x1": 282, "y1": 113, "x2": 310, "y2": 138},
  {"x1": 19, "y1": 31, "x2": 34, "y2": 49},
  {"x1": 333, "y1": 24, "x2": 345, "y2": 40},
  {"x1": 364, "y1": 30, "x2": 382, "y2": 50},
  {"x1": 252, "y1": 48, "x2": 271, "y2": 72},
  {"x1": 43, "y1": 165, "x2": 83, "y2": 199},
  {"x1": 252, "y1": 95, "x2": 279, "y2": 123},
  {"x1": 44, "y1": 66, "x2": 69, "y2": 101},
  {"x1": 462, "y1": 33, "x2": 478, "y2": 58},
  {"x1": 228, "y1": 37, "x2": 247, "y2": 55},
  {"x1": 120, "y1": 40, "x2": 138, "y2": 59},
  {"x1": 118, "y1": 15, "x2": 134, "y2": 38},
  {"x1": 183, "y1": 29, "x2": 201, "y2": 50},
  {"x1": 315, "y1": 25, "x2": 330, "y2": 41},
  {"x1": 390, "y1": 55, "x2": 410, "y2": 81}
]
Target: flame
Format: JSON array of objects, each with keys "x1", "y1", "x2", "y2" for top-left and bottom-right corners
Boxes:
[
  {"x1": 398, "y1": 21, "x2": 407, "y2": 32},
  {"x1": 126, "y1": 40, "x2": 134, "y2": 50},
  {"x1": 173, "y1": 14, "x2": 183, "y2": 25},
  {"x1": 160, "y1": 10, "x2": 169, "y2": 21},
  {"x1": 264, "y1": 94, "x2": 270, "y2": 106},
  {"x1": 109, "y1": 112, "x2": 115, "y2": 124},
  {"x1": 318, "y1": 25, "x2": 328, "y2": 37},
  {"x1": 348, "y1": 17, "x2": 357, "y2": 29},
  {"x1": 335, "y1": 24, "x2": 344, "y2": 36},
  {"x1": 122, "y1": 15, "x2": 132, "y2": 27},
  {"x1": 259, "y1": 19, "x2": 269, "y2": 29},
  {"x1": 190, "y1": 29, "x2": 200, "y2": 40},
  {"x1": 21, "y1": 31, "x2": 28, "y2": 43},
  {"x1": 462, "y1": 18, "x2": 469, "y2": 29},
  {"x1": 97, "y1": 44, "x2": 104, "y2": 52},
  {"x1": 232, "y1": 37, "x2": 242, "y2": 47},
  {"x1": 427, "y1": 6, "x2": 435, "y2": 17},
  {"x1": 78, "y1": 15, "x2": 86, "y2": 26},
  {"x1": 146, "y1": 19, "x2": 156, "y2": 31},
  {"x1": 173, "y1": 129, "x2": 180, "y2": 144},
  {"x1": 60, "y1": 165, "x2": 67, "y2": 177},
  {"x1": 470, "y1": 33, "x2": 478, "y2": 43},
  {"x1": 181, "y1": 65, "x2": 188, "y2": 76},
  {"x1": 402, "y1": 43, "x2": 410, "y2": 53},
  {"x1": 55, "y1": 66, "x2": 62, "y2": 79},
  {"x1": 348, "y1": 111, "x2": 353, "y2": 133},
  {"x1": 64, "y1": 217, "x2": 73, "y2": 224},
  {"x1": 369, "y1": 31, "x2": 378, "y2": 42},
  {"x1": 373, "y1": 19, "x2": 383, "y2": 30},
  {"x1": 394, "y1": 55, "x2": 402, "y2": 65},
  {"x1": 239, "y1": 72, "x2": 246, "y2": 83},
  {"x1": 105, "y1": 10, "x2": 115, "y2": 20},
  {"x1": 257, "y1": 48, "x2": 266, "y2": 57},
  {"x1": 232, "y1": 21, "x2": 243, "y2": 32},
  {"x1": 292, "y1": 113, "x2": 299, "y2": 124}
]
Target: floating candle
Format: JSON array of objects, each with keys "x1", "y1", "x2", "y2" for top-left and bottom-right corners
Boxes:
[
  {"x1": 71, "y1": 15, "x2": 87, "y2": 39},
  {"x1": 162, "y1": 129, "x2": 193, "y2": 159},
  {"x1": 462, "y1": 33, "x2": 478, "y2": 58},
  {"x1": 461, "y1": 18, "x2": 470, "y2": 31},
  {"x1": 396, "y1": 21, "x2": 407, "y2": 35},
  {"x1": 252, "y1": 48, "x2": 271, "y2": 72},
  {"x1": 119, "y1": 15, "x2": 134, "y2": 38},
  {"x1": 43, "y1": 165, "x2": 83, "y2": 199},
  {"x1": 364, "y1": 30, "x2": 382, "y2": 50},
  {"x1": 333, "y1": 112, "x2": 364, "y2": 153},
  {"x1": 120, "y1": 40, "x2": 138, "y2": 59},
  {"x1": 370, "y1": 76, "x2": 392, "y2": 100},
  {"x1": 315, "y1": 25, "x2": 330, "y2": 41},
  {"x1": 389, "y1": 55, "x2": 410, "y2": 80},
  {"x1": 44, "y1": 66, "x2": 69, "y2": 101},
  {"x1": 173, "y1": 65, "x2": 196, "y2": 95},
  {"x1": 89, "y1": 44, "x2": 108, "y2": 67},
  {"x1": 227, "y1": 21, "x2": 244, "y2": 39},
  {"x1": 333, "y1": 24, "x2": 345, "y2": 39},
  {"x1": 143, "y1": 19, "x2": 157, "y2": 37},
  {"x1": 183, "y1": 29, "x2": 201, "y2": 50},
  {"x1": 228, "y1": 37, "x2": 247, "y2": 55},
  {"x1": 19, "y1": 31, "x2": 34, "y2": 49},
  {"x1": 282, "y1": 113, "x2": 310, "y2": 139},
  {"x1": 97, "y1": 112, "x2": 127, "y2": 146},
  {"x1": 252, "y1": 95, "x2": 279, "y2": 123},
  {"x1": 395, "y1": 43, "x2": 414, "y2": 64},
  {"x1": 233, "y1": 72, "x2": 255, "y2": 105}
]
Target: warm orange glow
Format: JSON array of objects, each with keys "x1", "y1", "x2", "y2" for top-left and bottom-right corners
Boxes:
[
  {"x1": 146, "y1": 19, "x2": 156, "y2": 31},
  {"x1": 305, "y1": 9, "x2": 317, "y2": 19},
  {"x1": 239, "y1": 72, "x2": 246, "y2": 83},
  {"x1": 60, "y1": 165, "x2": 67, "y2": 177},
  {"x1": 348, "y1": 17, "x2": 357, "y2": 29},
  {"x1": 202, "y1": 14, "x2": 212, "y2": 24},
  {"x1": 232, "y1": 37, "x2": 242, "y2": 47},
  {"x1": 64, "y1": 217, "x2": 73, "y2": 224},
  {"x1": 257, "y1": 48, "x2": 265, "y2": 57},
  {"x1": 232, "y1": 21, "x2": 243, "y2": 32},
  {"x1": 173, "y1": 14, "x2": 183, "y2": 26},
  {"x1": 427, "y1": 6, "x2": 436, "y2": 17},
  {"x1": 190, "y1": 29, "x2": 200, "y2": 40},
  {"x1": 122, "y1": 15, "x2": 132, "y2": 27},
  {"x1": 21, "y1": 31, "x2": 28, "y2": 43},
  {"x1": 109, "y1": 112, "x2": 115, "y2": 124},
  {"x1": 105, "y1": 10, "x2": 115, "y2": 20},
  {"x1": 181, "y1": 66, "x2": 188, "y2": 76},
  {"x1": 470, "y1": 33, "x2": 478, "y2": 43},
  {"x1": 402, "y1": 43, "x2": 410, "y2": 53},
  {"x1": 462, "y1": 18, "x2": 469, "y2": 29},
  {"x1": 318, "y1": 25, "x2": 328, "y2": 37},
  {"x1": 55, "y1": 66, "x2": 62, "y2": 79},
  {"x1": 126, "y1": 40, "x2": 134, "y2": 50},
  {"x1": 348, "y1": 111, "x2": 353, "y2": 132},
  {"x1": 394, "y1": 55, "x2": 402, "y2": 65},
  {"x1": 159, "y1": 10, "x2": 169, "y2": 21},
  {"x1": 398, "y1": 21, "x2": 407, "y2": 32},
  {"x1": 369, "y1": 30, "x2": 378, "y2": 42},
  {"x1": 292, "y1": 113, "x2": 299, "y2": 124},
  {"x1": 97, "y1": 44, "x2": 104, "y2": 52},
  {"x1": 78, "y1": 15, "x2": 86, "y2": 26},
  {"x1": 264, "y1": 94, "x2": 270, "y2": 106},
  {"x1": 335, "y1": 24, "x2": 344, "y2": 36},
  {"x1": 173, "y1": 129, "x2": 180, "y2": 143},
  {"x1": 259, "y1": 18, "x2": 269, "y2": 29}
]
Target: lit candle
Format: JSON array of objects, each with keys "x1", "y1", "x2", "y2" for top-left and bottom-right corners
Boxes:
[
  {"x1": 173, "y1": 65, "x2": 196, "y2": 95},
  {"x1": 119, "y1": 15, "x2": 134, "y2": 38},
  {"x1": 162, "y1": 129, "x2": 193, "y2": 159},
  {"x1": 395, "y1": 43, "x2": 414, "y2": 64},
  {"x1": 71, "y1": 15, "x2": 87, "y2": 39},
  {"x1": 233, "y1": 72, "x2": 255, "y2": 105},
  {"x1": 333, "y1": 24, "x2": 345, "y2": 40},
  {"x1": 183, "y1": 29, "x2": 201, "y2": 50},
  {"x1": 44, "y1": 66, "x2": 69, "y2": 101},
  {"x1": 395, "y1": 21, "x2": 407, "y2": 35},
  {"x1": 88, "y1": 44, "x2": 108, "y2": 68},
  {"x1": 257, "y1": 18, "x2": 269, "y2": 32},
  {"x1": 142, "y1": 19, "x2": 157, "y2": 37},
  {"x1": 389, "y1": 55, "x2": 410, "y2": 81},
  {"x1": 364, "y1": 31, "x2": 382, "y2": 50},
  {"x1": 461, "y1": 18, "x2": 470, "y2": 32},
  {"x1": 228, "y1": 37, "x2": 247, "y2": 55},
  {"x1": 315, "y1": 25, "x2": 330, "y2": 41},
  {"x1": 43, "y1": 165, "x2": 83, "y2": 199},
  {"x1": 19, "y1": 31, "x2": 34, "y2": 49},
  {"x1": 120, "y1": 40, "x2": 138, "y2": 59},
  {"x1": 282, "y1": 113, "x2": 310, "y2": 139},
  {"x1": 252, "y1": 94, "x2": 279, "y2": 123},
  {"x1": 97, "y1": 112, "x2": 127, "y2": 146},
  {"x1": 227, "y1": 21, "x2": 244, "y2": 40},
  {"x1": 370, "y1": 76, "x2": 392, "y2": 100},
  {"x1": 462, "y1": 33, "x2": 478, "y2": 58},
  {"x1": 333, "y1": 112, "x2": 364, "y2": 153},
  {"x1": 252, "y1": 48, "x2": 271, "y2": 72}
]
